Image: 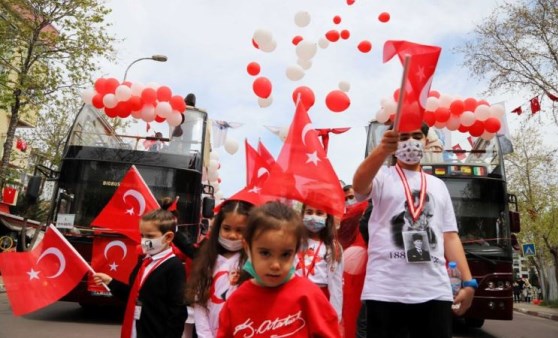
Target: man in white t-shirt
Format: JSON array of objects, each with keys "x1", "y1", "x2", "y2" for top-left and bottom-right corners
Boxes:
[{"x1": 352, "y1": 123, "x2": 476, "y2": 338}]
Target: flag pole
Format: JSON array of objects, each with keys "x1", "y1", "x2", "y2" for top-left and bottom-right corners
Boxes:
[
  {"x1": 47, "y1": 225, "x2": 111, "y2": 291},
  {"x1": 393, "y1": 55, "x2": 411, "y2": 132}
]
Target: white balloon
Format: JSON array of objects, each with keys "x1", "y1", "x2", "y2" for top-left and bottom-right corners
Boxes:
[
  {"x1": 439, "y1": 94, "x2": 453, "y2": 108},
  {"x1": 253, "y1": 29, "x2": 273, "y2": 46},
  {"x1": 258, "y1": 96, "x2": 273, "y2": 108},
  {"x1": 215, "y1": 191, "x2": 224, "y2": 201},
  {"x1": 296, "y1": 41, "x2": 317, "y2": 60},
  {"x1": 102, "y1": 94, "x2": 118, "y2": 108},
  {"x1": 297, "y1": 58, "x2": 312, "y2": 70},
  {"x1": 460, "y1": 111, "x2": 475, "y2": 126},
  {"x1": 167, "y1": 111, "x2": 183, "y2": 127},
  {"x1": 208, "y1": 159, "x2": 219, "y2": 171},
  {"x1": 318, "y1": 38, "x2": 329, "y2": 49},
  {"x1": 259, "y1": 39, "x2": 277, "y2": 53},
  {"x1": 383, "y1": 100, "x2": 397, "y2": 116},
  {"x1": 376, "y1": 109, "x2": 389, "y2": 123},
  {"x1": 130, "y1": 82, "x2": 144, "y2": 96},
  {"x1": 339, "y1": 81, "x2": 351, "y2": 92},
  {"x1": 208, "y1": 170, "x2": 219, "y2": 182},
  {"x1": 224, "y1": 138, "x2": 239, "y2": 155},
  {"x1": 210, "y1": 151, "x2": 220, "y2": 161},
  {"x1": 155, "y1": 102, "x2": 172, "y2": 118},
  {"x1": 294, "y1": 11, "x2": 311, "y2": 27},
  {"x1": 481, "y1": 131, "x2": 495, "y2": 140},
  {"x1": 131, "y1": 110, "x2": 142, "y2": 119},
  {"x1": 115, "y1": 85, "x2": 132, "y2": 102},
  {"x1": 286, "y1": 65, "x2": 305, "y2": 81},
  {"x1": 279, "y1": 127, "x2": 289, "y2": 141},
  {"x1": 140, "y1": 105, "x2": 155, "y2": 122},
  {"x1": 446, "y1": 116, "x2": 461, "y2": 131},
  {"x1": 475, "y1": 105, "x2": 491, "y2": 121},
  {"x1": 425, "y1": 97, "x2": 440, "y2": 112},
  {"x1": 489, "y1": 104, "x2": 505, "y2": 119},
  {"x1": 434, "y1": 121, "x2": 446, "y2": 129},
  {"x1": 81, "y1": 88, "x2": 96, "y2": 105}
]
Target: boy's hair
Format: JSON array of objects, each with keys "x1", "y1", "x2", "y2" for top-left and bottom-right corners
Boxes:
[
  {"x1": 185, "y1": 199, "x2": 253, "y2": 306},
  {"x1": 342, "y1": 184, "x2": 353, "y2": 192},
  {"x1": 245, "y1": 201, "x2": 305, "y2": 252},
  {"x1": 300, "y1": 204, "x2": 342, "y2": 264},
  {"x1": 141, "y1": 198, "x2": 177, "y2": 234}
]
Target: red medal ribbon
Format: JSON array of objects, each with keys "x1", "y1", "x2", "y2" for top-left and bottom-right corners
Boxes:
[{"x1": 395, "y1": 164, "x2": 427, "y2": 222}]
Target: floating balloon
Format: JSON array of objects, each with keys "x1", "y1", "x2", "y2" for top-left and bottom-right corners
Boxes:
[
  {"x1": 210, "y1": 151, "x2": 219, "y2": 161},
  {"x1": 428, "y1": 90, "x2": 440, "y2": 98},
  {"x1": 489, "y1": 104, "x2": 505, "y2": 119},
  {"x1": 253, "y1": 77, "x2": 272, "y2": 98},
  {"x1": 115, "y1": 85, "x2": 132, "y2": 102},
  {"x1": 446, "y1": 116, "x2": 461, "y2": 131},
  {"x1": 460, "y1": 111, "x2": 476, "y2": 126},
  {"x1": 104, "y1": 78, "x2": 120, "y2": 94},
  {"x1": 259, "y1": 39, "x2": 277, "y2": 53},
  {"x1": 318, "y1": 38, "x2": 329, "y2": 49},
  {"x1": 425, "y1": 97, "x2": 440, "y2": 111},
  {"x1": 376, "y1": 109, "x2": 390, "y2": 124},
  {"x1": 469, "y1": 120, "x2": 485, "y2": 137},
  {"x1": 155, "y1": 101, "x2": 172, "y2": 118},
  {"x1": 224, "y1": 138, "x2": 239, "y2": 155},
  {"x1": 357, "y1": 40, "x2": 372, "y2": 53},
  {"x1": 292, "y1": 35, "x2": 303, "y2": 46},
  {"x1": 81, "y1": 88, "x2": 96, "y2": 105},
  {"x1": 474, "y1": 104, "x2": 490, "y2": 121},
  {"x1": 286, "y1": 65, "x2": 305, "y2": 81},
  {"x1": 141, "y1": 104, "x2": 156, "y2": 122},
  {"x1": 94, "y1": 78, "x2": 107, "y2": 94},
  {"x1": 141, "y1": 88, "x2": 157, "y2": 105},
  {"x1": 294, "y1": 11, "x2": 311, "y2": 27},
  {"x1": 102, "y1": 94, "x2": 118, "y2": 109},
  {"x1": 169, "y1": 95, "x2": 186, "y2": 112},
  {"x1": 292, "y1": 86, "x2": 315, "y2": 110},
  {"x1": 339, "y1": 81, "x2": 351, "y2": 92},
  {"x1": 130, "y1": 82, "x2": 144, "y2": 96},
  {"x1": 92, "y1": 94, "x2": 104, "y2": 109},
  {"x1": 340, "y1": 29, "x2": 350, "y2": 40},
  {"x1": 296, "y1": 40, "x2": 317, "y2": 60},
  {"x1": 325, "y1": 30, "x2": 340, "y2": 42},
  {"x1": 104, "y1": 107, "x2": 118, "y2": 118},
  {"x1": 435, "y1": 107, "x2": 450, "y2": 123},
  {"x1": 449, "y1": 100, "x2": 465, "y2": 116},
  {"x1": 463, "y1": 97, "x2": 477, "y2": 112},
  {"x1": 378, "y1": 12, "x2": 391, "y2": 23},
  {"x1": 439, "y1": 94, "x2": 453, "y2": 108},
  {"x1": 253, "y1": 29, "x2": 273, "y2": 47},
  {"x1": 167, "y1": 111, "x2": 183, "y2": 127},
  {"x1": 424, "y1": 111, "x2": 436, "y2": 126},
  {"x1": 156, "y1": 86, "x2": 172, "y2": 101},
  {"x1": 326, "y1": 90, "x2": 350, "y2": 113},
  {"x1": 481, "y1": 131, "x2": 495, "y2": 141},
  {"x1": 484, "y1": 117, "x2": 501, "y2": 133},
  {"x1": 333, "y1": 15, "x2": 341, "y2": 24},
  {"x1": 247, "y1": 62, "x2": 261, "y2": 76},
  {"x1": 279, "y1": 127, "x2": 289, "y2": 141},
  {"x1": 297, "y1": 58, "x2": 312, "y2": 70},
  {"x1": 258, "y1": 96, "x2": 273, "y2": 108}
]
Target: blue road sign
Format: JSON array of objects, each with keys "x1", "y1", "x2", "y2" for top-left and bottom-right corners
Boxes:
[{"x1": 522, "y1": 243, "x2": 536, "y2": 256}]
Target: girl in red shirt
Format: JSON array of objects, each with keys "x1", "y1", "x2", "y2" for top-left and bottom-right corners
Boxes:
[{"x1": 217, "y1": 201, "x2": 341, "y2": 338}]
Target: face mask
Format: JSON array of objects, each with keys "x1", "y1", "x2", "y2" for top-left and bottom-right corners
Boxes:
[
  {"x1": 141, "y1": 235, "x2": 168, "y2": 256},
  {"x1": 395, "y1": 138, "x2": 424, "y2": 165},
  {"x1": 242, "y1": 258, "x2": 295, "y2": 287},
  {"x1": 345, "y1": 198, "x2": 356, "y2": 207},
  {"x1": 218, "y1": 236, "x2": 243, "y2": 252},
  {"x1": 303, "y1": 215, "x2": 327, "y2": 233}
]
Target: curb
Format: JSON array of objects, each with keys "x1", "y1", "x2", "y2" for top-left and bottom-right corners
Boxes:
[{"x1": 514, "y1": 307, "x2": 558, "y2": 322}]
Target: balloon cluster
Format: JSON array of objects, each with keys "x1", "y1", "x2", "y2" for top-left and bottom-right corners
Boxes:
[
  {"x1": 81, "y1": 78, "x2": 187, "y2": 127},
  {"x1": 376, "y1": 89, "x2": 504, "y2": 140},
  {"x1": 205, "y1": 151, "x2": 224, "y2": 201}
]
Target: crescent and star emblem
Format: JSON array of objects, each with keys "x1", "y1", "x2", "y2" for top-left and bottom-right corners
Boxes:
[
  {"x1": 27, "y1": 247, "x2": 66, "y2": 280},
  {"x1": 301, "y1": 123, "x2": 321, "y2": 166},
  {"x1": 123, "y1": 189, "x2": 146, "y2": 216},
  {"x1": 104, "y1": 240, "x2": 128, "y2": 271}
]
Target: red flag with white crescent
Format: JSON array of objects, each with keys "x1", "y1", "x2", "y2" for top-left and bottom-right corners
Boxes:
[
  {"x1": 91, "y1": 165, "x2": 160, "y2": 243},
  {"x1": 0, "y1": 226, "x2": 90, "y2": 315}
]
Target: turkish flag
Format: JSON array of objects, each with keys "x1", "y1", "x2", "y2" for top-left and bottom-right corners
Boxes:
[
  {"x1": 337, "y1": 201, "x2": 368, "y2": 249},
  {"x1": 262, "y1": 101, "x2": 345, "y2": 217},
  {"x1": 88, "y1": 234, "x2": 139, "y2": 292},
  {"x1": 257, "y1": 140, "x2": 276, "y2": 168},
  {"x1": 384, "y1": 40, "x2": 442, "y2": 132},
  {"x1": 342, "y1": 234, "x2": 368, "y2": 338},
  {"x1": 530, "y1": 96, "x2": 541, "y2": 114},
  {"x1": 452, "y1": 144, "x2": 466, "y2": 161},
  {"x1": 511, "y1": 106, "x2": 523, "y2": 115},
  {"x1": 547, "y1": 91, "x2": 558, "y2": 102},
  {"x1": 315, "y1": 127, "x2": 351, "y2": 154},
  {"x1": 0, "y1": 225, "x2": 90, "y2": 315},
  {"x1": 91, "y1": 165, "x2": 160, "y2": 243},
  {"x1": 245, "y1": 139, "x2": 259, "y2": 186}
]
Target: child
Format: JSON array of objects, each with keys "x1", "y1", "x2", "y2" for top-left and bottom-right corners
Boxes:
[
  {"x1": 93, "y1": 207, "x2": 187, "y2": 338},
  {"x1": 296, "y1": 204, "x2": 344, "y2": 322},
  {"x1": 217, "y1": 201, "x2": 341, "y2": 338},
  {"x1": 185, "y1": 200, "x2": 253, "y2": 338}
]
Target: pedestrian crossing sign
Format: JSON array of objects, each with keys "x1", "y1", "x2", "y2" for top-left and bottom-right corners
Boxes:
[{"x1": 522, "y1": 243, "x2": 536, "y2": 256}]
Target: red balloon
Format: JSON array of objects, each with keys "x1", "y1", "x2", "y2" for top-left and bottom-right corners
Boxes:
[
  {"x1": 170, "y1": 95, "x2": 186, "y2": 112},
  {"x1": 458, "y1": 124, "x2": 469, "y2": 133},
  {"x1": 122, "y1": 81, "x2": 133, "y2": 87},
  {"x1": 325, "y1": 30, "x2": 340, "y2": 42},
  {"x1": 340, "y1": 29, "x2": 350, "y2": 40},
  {"x1": 484, "y1": 117, "x2": 501, "y2": 133},
  {"x1": 252, "y1": 38, "x2": 259, "y2": 49},
  {"x1": 141, "y1": 88, "x2": 157, "y2": 104},
  {"x1": 157, "y1": 86, "x2": 172, "y2": 101},
  {"x1": 333, "y1": 15, "x2": 342, "y2": 24},
  {"x1": 92, "y1": 94, "x2": 104, "y2": 109},
  {"x1": 428, "y1": 90, "x2": 440, "y2": 98},
  {"x1": 393, "y1": 88, "x2": 400, "y2": 102},
  {"x1": 463, "y1": 97, "x2": 477, "y2": 112},
  {"x1": 94, "y1": 78, "x2": 107, "y2": 94},
  {"x1": 104, "y1": 78, "x2": 119, "y2": 94},
  {"x1": 292, "y1": 86, "x2": 315, "y2": 110},
  {"x1": 292, "y1": 35, "x2": 303, "y2": 46},
  {"x1": 347, "y1": 0, "x2": 355, "y2": 5},
  {"x1": 155, "y1": 115, "x2": 166, "y2": 123},
  {"x1": 253, "y1": 77, "x2": 272, "y2": 99},
  {"x1": 129, "y1": 96, "x2": 143, "y2": 111},
  {"x1": 423, "y1": 111, "x2": 436, "y2": 126},
  {"x1": 478, "y1": 99, "x2": 490, "y2": 106},
  {"x1": 115, "y1": 101, "x2": 131, "y2": 118},
  {"x1": 326, "y1": 90, "x2": 350, "y2": 113},
  {"x1": 469, "y1": 120, "x2": 485, "y2": 137},
  {"x1": 357, "y1": 40, "x2": 372, "y2": 53},
  {"x1": 435, "y1": 107, "x2": 451, "y2": 122},
  {"x1": 104, "y1": 107, "x2": 118, "y2": 118},
  {"x1": 378, "y1": 12, "x2": 391, "y2": 23},
  {"x1": 449, "y1": 100, "x2": 465, "y2": 115},
  {"x1": 247, "y1": 62, "x2": 261, "y2": 76}
]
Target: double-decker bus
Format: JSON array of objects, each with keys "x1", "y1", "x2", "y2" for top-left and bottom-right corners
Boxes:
[
  {"x1": 28, "y1": 102, "x2": 214, "y2": 306},
  {"x1": 365, "y1": 121, "x2": 520, "y2": 328}
]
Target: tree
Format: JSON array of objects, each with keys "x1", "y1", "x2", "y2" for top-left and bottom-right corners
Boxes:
[
  {"x1": 458, "y1": 0, "x2": 558, "y2": 121},
  {"x1": 505, "y1": 120, "x2": 558, "y2": 300},
  {"x1": 0, "y1": 0, "x2": 115, "y2": 187}
]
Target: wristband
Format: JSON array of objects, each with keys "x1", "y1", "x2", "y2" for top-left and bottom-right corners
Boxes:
[{"x1": 462, "y1": 279, "x2": 478, "y2": 289}]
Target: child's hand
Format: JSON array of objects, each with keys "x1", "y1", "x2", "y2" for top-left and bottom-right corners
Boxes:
[{"x1": 93, "y1": 272, "x2": 112, "y2": 285}]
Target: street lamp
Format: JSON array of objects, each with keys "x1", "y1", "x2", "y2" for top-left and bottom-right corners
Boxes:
[{"x1": 122, "y1": 54, "x2": 168, "y2": 81}]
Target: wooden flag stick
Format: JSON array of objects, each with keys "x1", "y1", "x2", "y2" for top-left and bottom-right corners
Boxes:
[{"x1": 393, "y1": 55, "x2": 411, "y2": 133}]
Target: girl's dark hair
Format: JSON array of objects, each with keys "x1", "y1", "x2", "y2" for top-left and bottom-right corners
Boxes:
[
  {"x1": 141, "y1": 197, "x2": 177, "y2": 234},
  {"x1": 300, "y1": 204, "x2": 342, "y2": 264},
  {"x1": 244, "y1": 201, "x2": 305, "y2": 253},
  {"x1": 185, "y1": 200, "x2": 253, "y2": 306}
]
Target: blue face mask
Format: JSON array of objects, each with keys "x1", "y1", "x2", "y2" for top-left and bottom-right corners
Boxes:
[
  {"x1": 242, "y1": 259, "x2": 295, "y2": 287},
  {"x1": 303, "y1": 215, "x2": 327, "y2": 233}
]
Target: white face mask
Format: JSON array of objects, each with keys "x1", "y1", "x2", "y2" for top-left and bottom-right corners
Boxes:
[
  {"x1": 395, "y1": 138, "x2": 424, "y2": 164},
  {"x1": 303, "y1": 215, "x2": 327, "y2": 233},
  {"x1": 218, "y1": 235, "x2": 243, "y2": 252},
  {"x1": 141, "y1": 235, "x2": 168, "y2": 256}
]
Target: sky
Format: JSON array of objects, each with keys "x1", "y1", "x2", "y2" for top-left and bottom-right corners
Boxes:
[{"x1": 95, "y1": 0, "x2": 529, "y2": 198}]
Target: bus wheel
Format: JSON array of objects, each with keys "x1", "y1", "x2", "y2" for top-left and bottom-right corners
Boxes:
[{"x1": 465, "y1": 318, "x2": 485, "y2": 328}]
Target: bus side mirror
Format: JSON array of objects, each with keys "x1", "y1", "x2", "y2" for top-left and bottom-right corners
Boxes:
[
  {"x1": 509, "y1": 210, "x2": 520, "y2": 233},
  {"x1": 25, "y1": 176, "x2": 42, "y2": 204},
  {"x1": 202, "y1": 197, "x2": 215, "y2": 219}
]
